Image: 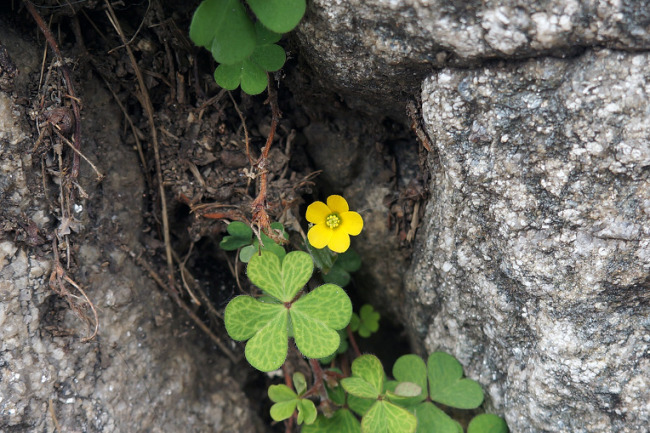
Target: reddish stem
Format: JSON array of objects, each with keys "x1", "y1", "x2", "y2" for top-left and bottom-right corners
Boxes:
[{"x1": 346, "y1": 325, "x2": 362, "y2": 358}]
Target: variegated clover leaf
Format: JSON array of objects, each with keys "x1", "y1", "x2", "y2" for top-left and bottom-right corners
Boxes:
[
  {"x1": 224, "y1": 251, "x2": 352, "y2": 371},
  {"x1": 341, "y1": 355, "x2": 418, "y2": 433}
]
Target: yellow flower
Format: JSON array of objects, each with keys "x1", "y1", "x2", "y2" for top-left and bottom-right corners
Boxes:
[{"x1": 306, "y1": 195, "x2": 363, "y2": 253}]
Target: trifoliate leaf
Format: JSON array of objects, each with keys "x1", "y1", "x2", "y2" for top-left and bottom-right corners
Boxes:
[
  {"x1": 247, "y1": 251, "x2": 312, "y2": 302},
  {"x1": 246, "y1": 0, "x2": 306, "y2": 33},
  {"x1": 428, "y1": 352, "x2": 484, "y2": 409},
  {"x1": 291, "y1": 284, "x2": 352, "y2": 358},
  {"x1": 357, "y1": 304, "x2": 380, "y2": 337},
  {"x1": 302, "y1": 409, "x2": 361, "y2": 433},
  {"x1": 467, "y1": 414, "x2": 509, "y2": 433},
  {"x1": 414, "y1": 401, "x2": 461, "y2": 433},
  {"x1": 361, "y1": 400, "x2": 417, "y2": 433}
]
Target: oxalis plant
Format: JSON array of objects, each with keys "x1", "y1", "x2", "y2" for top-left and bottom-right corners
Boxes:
[
  {"x1": 191, "y1": 1, "x2": 507, "y2": 431},
  {"x1": 189, "y1": 0, "x2": 306, "y2": 94},
  {"x1": 219, "y1": 195, "x2": 509, "y2": 433}
]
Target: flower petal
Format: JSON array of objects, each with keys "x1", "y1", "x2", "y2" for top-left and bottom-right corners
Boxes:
[
  {"x1": 340, "y1": 211, "x2": 363, "y2": 236},
  {"x1": 306, "y1": 201, "x2": 331, "y2": 225},
  {"x1": 328, "y1": 230, "x2": 350, "y2": 253},
  {"x1": 308, "y1": 224, "x2": 333, "y2": 249},
  {"x1": 327, "y1": 195, "x2": 349, "y2": 214}
]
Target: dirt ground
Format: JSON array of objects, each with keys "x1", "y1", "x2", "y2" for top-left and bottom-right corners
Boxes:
[{"x1": 0, "y1": 1, "x2": 424, "y2": 431}]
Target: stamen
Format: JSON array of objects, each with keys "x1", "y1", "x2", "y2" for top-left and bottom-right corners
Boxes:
[{"x1": 326, "y1": 213, "x2": 341, "y2": 229}]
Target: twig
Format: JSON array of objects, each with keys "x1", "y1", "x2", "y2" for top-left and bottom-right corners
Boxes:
[
  {"x1": 104, "y1": 0, "x2": 176, "y2": 291},
  {"x1": 24, "y1": 0, "x2": 83, "y2": 177}
]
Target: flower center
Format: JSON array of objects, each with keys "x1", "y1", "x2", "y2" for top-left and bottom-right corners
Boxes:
[{"x1": 325, "y1": 213, "x2": 341, "y2": 229}]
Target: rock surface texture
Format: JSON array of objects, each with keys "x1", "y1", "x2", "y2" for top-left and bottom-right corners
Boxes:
[
  {"x1": 297, "y1": 1, "x2": 650, "y2": 432},
  {"x1": 296, "y1": 0, "x2": 650, "y2": 113},
  {"x1": 0, "y1": 24, "x2": 261, "y2": 433},
  {"x1": 408, "y1": 50, "x2": 650, "y2": 433}
]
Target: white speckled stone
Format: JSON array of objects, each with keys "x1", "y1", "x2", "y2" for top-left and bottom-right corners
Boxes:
[
  {"x1": 0, "y1": 21, "x2": 262, "y2": 433},
  {"x1": 407, "y1": 49, "x2": 650, "y2": 432},
  {"x1": 295, "y1": 0, "x2": 650, "y2": 112}
]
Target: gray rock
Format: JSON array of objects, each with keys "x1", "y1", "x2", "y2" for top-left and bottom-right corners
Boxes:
[
  {"x1": 406, "y1": 49, "x2": 650, "y2": 432},
  {"x1": 295, "y1": 0, "x2": 650, "y2": 112},
  {"x1": 0, "y1": 24, "x2": 262, "y2": 433}
]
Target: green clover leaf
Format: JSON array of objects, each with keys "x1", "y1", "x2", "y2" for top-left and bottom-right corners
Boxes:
[
  {"x1": 302, "y1": 409, "x2": 361, "y2": 433},
  {"x1": 467, "y1": 414, "x2": 509, "y2": 433},
  {"x1": 393, "y1": 352, "x2": 484, "y2": 410},
  {"x1": 226, "y1": 251, "x2": 352, "y2": 371},
  {"x1": 349, "y1": 304, "x2": 380, "y2": 338},
  {"x1": 268, "y1": 384, "x2": 298, "y2": 421},
  {"x1": 189, "y1": 0, "x2": 256, "y2": 64},
  {"x1": 246, "y1": 0, "x2": 306, "y2": 33},
  {"x1": 391, "y1": 352, "x2": 486, "y2": 433},
  {"x1": 428, "y1": 352, "x2": 484, "y2": 409},
  {"x1": 268, "y1": 383, "x2": 317, "y2": 425},
  {"x1": 247, "y1": 251, "x2": 312, "y2": 302},
  {"x1": 341, "y1": 355, "x2": 417, "y2": 432},
  {"x1": 212, "y1": 21, "x2": 286, "y2": 95}
]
